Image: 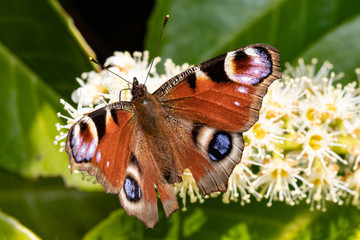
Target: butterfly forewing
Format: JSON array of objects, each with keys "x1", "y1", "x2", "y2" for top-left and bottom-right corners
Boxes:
[
  {"x1": 155, "y1": 44, "x2": 281, "y2": 132},
  {"x1": 66, "y1": 102, "x2": 134, "y2": 193}
]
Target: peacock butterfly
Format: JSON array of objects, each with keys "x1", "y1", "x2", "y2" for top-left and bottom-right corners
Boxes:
[{"x1": 65, "y1": 43, "x2": 281, "y2": 228}]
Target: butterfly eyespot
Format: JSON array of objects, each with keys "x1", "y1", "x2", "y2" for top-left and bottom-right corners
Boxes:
[
  {"x1": 69, "y1": 122, "x2": 98, "y2": 163},
  {"x1": 124, "y1": 175, "x2": 142, "y2": 202},
  {"x1": 208, "y1": 131, "x2": 232, "y2": 161},
  {"x1": 225, "y1": 46, "x2": 272, "y2": 85}
]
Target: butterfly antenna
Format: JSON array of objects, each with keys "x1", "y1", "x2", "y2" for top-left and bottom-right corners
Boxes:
[
  {"x1": 143, "y1": 14, "x2": 170, "y2": 86},
  {"x1": 89, "y1": 57, "x2": 132, "y2": 85}
]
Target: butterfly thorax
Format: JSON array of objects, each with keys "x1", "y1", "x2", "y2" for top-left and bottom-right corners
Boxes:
[{"x1": 131, "y1": 78, "x2": 160, "y2": 136}]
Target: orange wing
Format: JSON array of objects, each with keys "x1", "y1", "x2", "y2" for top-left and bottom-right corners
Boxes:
[
  {"x1": 65, "y1": 102, "x2": 178, "y2": 228},
  {"x1": 155, "y1": 44, "x2": 281, "y2": 132},
  {"x1": 66, "y1": 102, "x2": 134, "y2": 193},
  {"x1": 153, "y1": 44, "x2": 281, "y2": 196}
]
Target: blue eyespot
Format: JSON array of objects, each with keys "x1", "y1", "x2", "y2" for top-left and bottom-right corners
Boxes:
[
  {"x1": 208, "y1": 131, "x2": 232, "y2": 161},
  {"x1": 124, "y1": 175, "x2": 142, "y2": 202}
]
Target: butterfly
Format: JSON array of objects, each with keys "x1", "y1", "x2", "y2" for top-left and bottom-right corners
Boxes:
[{"x1": 65, "y1": 44, "x2": 281, "y2": 228}]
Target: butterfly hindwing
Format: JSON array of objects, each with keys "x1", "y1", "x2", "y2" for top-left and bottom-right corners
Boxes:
[
  {"x1": 189, "y1": 125, "x2": 245, "y2": 194},
  {"x1": 159, "y1": 115, "x2": 244, "y2": 195},
  {"x1": 118, "y1": 123, "x2": 179, "y2": 228},
  {"x1": 118, "y1": 152, "x2": 159, "y2": 228}
]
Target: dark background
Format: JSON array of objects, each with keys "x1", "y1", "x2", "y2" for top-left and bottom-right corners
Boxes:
[{"x1": 62, "y1": 0, "x2": 155, "y2": 63}]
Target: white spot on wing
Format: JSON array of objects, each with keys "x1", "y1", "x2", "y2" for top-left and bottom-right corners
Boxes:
[
  {"x1": 75, "y1": 136, "x2": 81, "y2": 148},
  {"x1": 127, "y1": 164, "x2": 141, "y2": 181},
  {"x1": 105, "y1": 110, "x2": 113, "y2": 125},
  {"x1": 106, "y1": 161, "x2": 109, "y2": 167},
  {"x1": 80, "y1": 144, "x2": 88, "y2": 156},
  {"x1": 254, "y1": 58, "x2": 262, "y2": 64},
  {"x1": 239, "y1": 76, "x2": 253, "y2": 84},
  {"x1": 72, "y1": 125, "x2": 81, "y2": 148},
  {"x1": 83, "y1": 116, "x2": 97, "y2": 137},
  {"x1": 96, "y1": 150, "x2": 101, "y2": 163},
  {"x1": 228, "y1": 133, "x2": 243, "y2": 162},
  {"x1": 244, "y1": 48, "x2": 258, "y2": 56},
  {"x1": 236, "y1": 86, "x2": 248, "y2": 93},
  {"x1": 86, "y1": 140, "x2": 97, "y2": 160},
  {"x1": 234, "y1": 101, "x2": 240, "y2": 106},
  {"x1": 195, "y1": 70, "x2": 207, "y2": 79},
  {"x1": 227, "y1": 51, "x2": 236, "y2": 58},
  {"x1": 196, "y1": 127, "x2": 216, "y2": 151}
]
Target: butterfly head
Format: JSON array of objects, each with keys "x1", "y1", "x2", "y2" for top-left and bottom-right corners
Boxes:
[{"x1": 131, "y1": 77, "x2": 148, "y2": 100}]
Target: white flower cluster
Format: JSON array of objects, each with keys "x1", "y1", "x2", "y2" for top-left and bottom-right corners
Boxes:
[
  {"x1": 221, "y1": 59, "x2": 360, "y2": 211},
  {"x1": 55, "y1": 51, "x2": 360, "y2": 212}
]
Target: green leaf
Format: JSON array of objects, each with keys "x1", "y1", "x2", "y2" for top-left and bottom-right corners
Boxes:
[
  {"x1": 300, "y1": 14, "x2": 360, "y2": 83},
  {"x1": 182, "y1": 208, "x2": 207, "y2": 237},
  {"x1": 83, "y1": 197, "x2": 360, "y2": 240},
  {"x1": 146, "y1": 0, "x2": 360, "y2": 80},
  {"x1": 0, "y1": 169, "x2": 119, "y2": 239},
  {"x1": 0, "y1": 42, "x2": 64, "y2": 176},
  {"x1": 84, "y1": 209, "x2": 145, "y2": 240},
  {"x1": 0, "y1": 0, "x2": 102, "y2": 190},
  {"x1": 0, "y1": 41, "x2": 101, "y2": 190},
  {"x1": 146, "y1": 0, "x2": 284, "y2": 64},
  {"x1": 0, "y1": 211, "x2": 40, "y2": 240},
  {"x1": 84, "y1": 205, "x2": 182, "y2": 240},
  {"x1": 0, "y1": 0, "x2": 94, "y2": 98}
]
